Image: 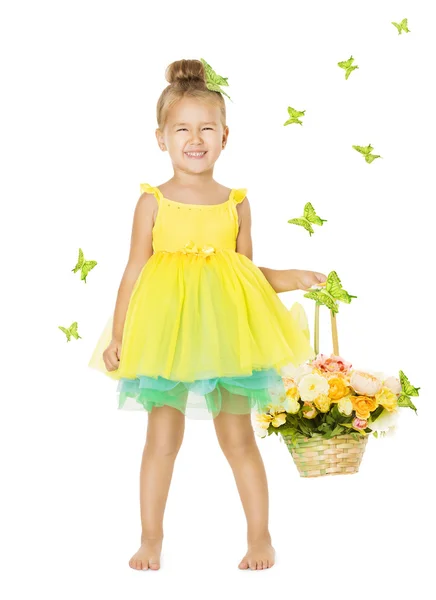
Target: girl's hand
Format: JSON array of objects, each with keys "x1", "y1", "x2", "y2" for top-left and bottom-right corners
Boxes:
[
  {"x1": 103, "y1": 338, "x2": 122, "y2": 372},
  {"x1": 292, "y1": 269, "x2": 327, "y2": 291}
]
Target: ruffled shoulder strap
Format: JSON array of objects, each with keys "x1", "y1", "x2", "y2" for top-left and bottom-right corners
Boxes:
[
  {"x1": 139, "y1": 183, "x2": 163, "y2": 205},
  {"x1": 230, "y1": 188, "x2": 248, "y2": 205}
]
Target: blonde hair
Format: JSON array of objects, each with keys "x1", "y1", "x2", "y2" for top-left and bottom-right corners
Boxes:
[{"x1": 157, "y1": 59, "x2": 226, "y2": 132}]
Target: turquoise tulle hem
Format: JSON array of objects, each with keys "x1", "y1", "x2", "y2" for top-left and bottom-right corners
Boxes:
[{"x1": 116, "y1": 368, "x2": 286, "y2": 419}]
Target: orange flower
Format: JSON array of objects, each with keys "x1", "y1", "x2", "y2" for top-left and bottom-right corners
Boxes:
[
  {"x1": 351, "y1": 395, "x2": 379, "y2": 419},
  {"x1": 328, "y1": 375, "x2": 350, "y2": 401}
]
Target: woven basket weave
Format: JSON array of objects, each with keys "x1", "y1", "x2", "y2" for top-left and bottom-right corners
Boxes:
[
  {"x1": 281, "y1": 432, "x2": 368, "y2": 477},
  {"x1": 281, "y1": 301, "x2": 369, "y2": 477}
]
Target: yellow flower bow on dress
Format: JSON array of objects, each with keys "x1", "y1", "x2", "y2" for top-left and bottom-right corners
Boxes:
[{"x1": 181, "y1": 240, "x2": 216, "y2": 256}]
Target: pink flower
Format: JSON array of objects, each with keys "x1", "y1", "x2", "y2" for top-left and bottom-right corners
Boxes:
[
  {"x1": 310, "y1": 353, "x2": 352, "y2": 374},
  {"x1": 352, "y1": 416, "x2": 368, "y2": 430}
]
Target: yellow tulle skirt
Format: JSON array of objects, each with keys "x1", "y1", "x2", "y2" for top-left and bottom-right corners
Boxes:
[{"x1": 88, "y1": 249, "x2": 315, "y2": 419}]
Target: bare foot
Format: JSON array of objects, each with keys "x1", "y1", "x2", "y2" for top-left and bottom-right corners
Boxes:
[
  {"x1": 129, "y1": 537, "x2": 163, "y2": 570},
  {"x1": 238, "y1": 539, "x2": 276, "y2": 570}
]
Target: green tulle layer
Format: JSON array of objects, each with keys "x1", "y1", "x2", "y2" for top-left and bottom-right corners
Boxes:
[{"x1": 116, "y1": 368, "x2": 285, "y2": 418}]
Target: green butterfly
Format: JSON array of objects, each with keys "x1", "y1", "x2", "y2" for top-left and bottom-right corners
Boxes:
[
  {"x1": 58, "y1": 321, "x2": 82, "y2": 342},
  {"x1": 304, "y1": 271, "x2": 357, "y2": 313},
  {"x1": 392, "y1": 18, "x2": 410, "y2": 35},
  {"x1": 200, "y1": 58, "x2": 232, "y2": 101},
  {"x1": 284, "y1": 106, "x2": 305, "y2": 126},
  {"x1": 288, "y1": 203, "x2": 327, "y2": 236},
  {"x1": 72, "y1": 248, "x2": 97, "y2": 283},
  {"x1": 352, "y1": 144, "x2": 382, "y2": 164},
  {"x1": 338, "y1": 55, "x2": 359, "y2": 80},
  {"x1": 397, "y1": 370, "x2": 419, "y2": 413}
]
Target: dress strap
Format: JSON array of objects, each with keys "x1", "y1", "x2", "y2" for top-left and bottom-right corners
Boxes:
[
  {"x1": 230, "y1": 188, "x2": 248, "y2": 204},
  {"x1": 140, "y1": 183, "x2": 163, "y2": 205}
]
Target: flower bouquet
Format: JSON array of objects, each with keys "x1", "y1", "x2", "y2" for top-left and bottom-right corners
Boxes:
[{"x1": 253, "y1": 272, "x2": 420, "y2": 478}]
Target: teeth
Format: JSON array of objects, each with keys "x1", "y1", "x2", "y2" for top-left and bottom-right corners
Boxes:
[{"x1": 186, "y1": 152, "x2": 206, "y2": 156}]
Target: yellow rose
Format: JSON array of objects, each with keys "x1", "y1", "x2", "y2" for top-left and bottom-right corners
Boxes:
[
  {"x1": 328, "y1": 375, "x2": 350, "y2": 401},
  {"x1": 351, "y1": 395, "x2": 379, "y2": 419},
  {"x1": 283, "y1": 396, "x2": 301, "y2": 414},
  {"x1": 338, "y1": 395, "x2": 353, "y2": 416},
  {"x1": 375, "y1": 386, "x2": 398, "y2": 412},
  {"x1": 314, "y1": 393, "x2": 332, "y2": 413}
]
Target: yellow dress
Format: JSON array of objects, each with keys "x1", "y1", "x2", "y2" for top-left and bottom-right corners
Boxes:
[{"x1": 88, "y1": 183, "x2": 315, "y2": 419}]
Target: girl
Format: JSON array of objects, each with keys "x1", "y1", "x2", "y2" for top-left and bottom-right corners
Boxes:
[{"x1": 88, "y1": 58, "x2": 326, "y2": 571}]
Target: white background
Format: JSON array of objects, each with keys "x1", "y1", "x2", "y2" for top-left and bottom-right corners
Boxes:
[{"x1": 1, "y1": 0, "x2": 435, "y2": 598}]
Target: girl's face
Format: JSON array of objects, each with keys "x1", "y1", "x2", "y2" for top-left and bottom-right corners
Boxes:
[{"x1": 157, "y1": 97, "x2": 228, "y2": 173}]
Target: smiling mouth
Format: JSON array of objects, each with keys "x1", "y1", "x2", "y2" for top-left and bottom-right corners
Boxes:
[{"x1": 185, "y1": 151, "x2": 207, "y2": 158}]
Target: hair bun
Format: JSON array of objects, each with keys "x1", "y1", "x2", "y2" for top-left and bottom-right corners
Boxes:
[{"x1": 165, "y1": 59, "x2": 206, "y2": 86}]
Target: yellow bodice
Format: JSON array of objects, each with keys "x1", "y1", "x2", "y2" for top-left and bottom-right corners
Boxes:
[{"x1": 140, "y1": 183, "x2": 248, "y2": 255}]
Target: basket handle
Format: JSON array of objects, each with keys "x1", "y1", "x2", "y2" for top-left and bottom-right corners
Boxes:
[{"x1": 312, "y1": 282, "x2": 340, "y2": 357}]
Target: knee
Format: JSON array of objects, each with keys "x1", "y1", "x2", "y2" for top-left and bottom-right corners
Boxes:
[
  {"x1": 217, "y1": 431, "x2": 257, "y2": 457},
  {"x1": 145, "y1": 437, "x2": 183, "y2": 457}
]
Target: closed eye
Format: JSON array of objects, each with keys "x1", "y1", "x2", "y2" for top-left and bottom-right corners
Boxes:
[{"x1": 177, "y1": 127, "x2": 213, "y2": 131}]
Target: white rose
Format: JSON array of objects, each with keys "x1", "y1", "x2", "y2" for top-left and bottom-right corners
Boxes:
[
  {"x1": 383, "y1": 376, "x2": 402, "y2": 395},
  {"x1": 298, "y1": 373, "x2": 329, "y2": 402},
  {"x1": 350, "y1": 370, "x2": 382, "y2": 396}
]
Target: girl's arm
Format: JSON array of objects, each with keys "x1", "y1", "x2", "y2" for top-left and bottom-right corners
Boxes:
[
  {"x1": 111, "y1": 193, "x2": 155, "y2": 342},
  {"x1": 236, "y1": 197, "x2": 326, "y2": 293}
]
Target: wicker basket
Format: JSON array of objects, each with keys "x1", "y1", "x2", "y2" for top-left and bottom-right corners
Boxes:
[
  {"x1": 281, "y1": 302, "x2": 369, "y2": 477},
  {"x1": 282, "y1": 432, "x2": 368, "y2": 477}
]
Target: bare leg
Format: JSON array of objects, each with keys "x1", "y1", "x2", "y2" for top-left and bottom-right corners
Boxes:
[
  {"x1": 213, "y1": 389, "x2": 275, "y2": 570},
  {"x1": 129, "y1": 402, "x2": 186, "y2": 570}
]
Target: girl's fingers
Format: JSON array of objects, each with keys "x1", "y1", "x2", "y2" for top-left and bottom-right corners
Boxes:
[{"x1": 103, "y1": 348, "x2": 120, "y2": 371}]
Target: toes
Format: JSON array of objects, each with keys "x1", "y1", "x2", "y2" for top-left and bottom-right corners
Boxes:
[
  {"x1": 149, "y1": 561, "x2": 160, "y2": 570},
  {"x1": 239, "y1": 560, "x2": 249, "y2": 569},
  {"x1": 141, "y1": 561, "x2": 149, "y2": 570}
]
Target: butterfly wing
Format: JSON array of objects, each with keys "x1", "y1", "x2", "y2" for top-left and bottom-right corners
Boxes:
[
  {"x1": 70, "y1": 321, "x2": 81, "y2": 340},
  {"x1": 400, "y1": 18, "x2": 410, "y2": 32},
  {"x1": 303, "y1": 289, "x2": 323, "y2": 303},
  {"x1": 288, "y1": 217, "x2": 314, "y2": 235},
  {"x1": 200, "y1": 58, "x2": 231, "y2": 100},
  {"x1": 399, "y1": 370, "x2": 420, "y2": 396},
  {"x1": 303, "y1": 202, "x2": 327, "y2": 226},
  {"x1": 72, "y1": 248, "x2": 84, "y2": 273},
  {"x1": 81, "y1": 260, "x2": 97, "y2": 282},
  {"x1": 304, "y1": 289, "x2": 338, "y2": 313},
  {"x1": 365, "y1": 153, "x2": 382, "y2": 164},
  {"x1": 318, "y1": 291, "x2": 339, "y2": 313},
  {"x1": 58, "y1": 325, "x2": 71, "y2": 342},
  {"x1": 398, "y1": 393, "x2": 418, "y2": 413},
  {"x1": 287, "y1": 106, "x2": 305, "y2": 118},
  {"x1": 326, "y1": 271, "x2": 356, "y2": 303},
  {"x1": 338, "y1": 56, "x2": 354, "y2": 69},
  {"x1": 352, "y1": 144, "x2": 373, "y2": 155},
  {"x1": 345, "y1": 66, "x2": 359, "y2": 80}
]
